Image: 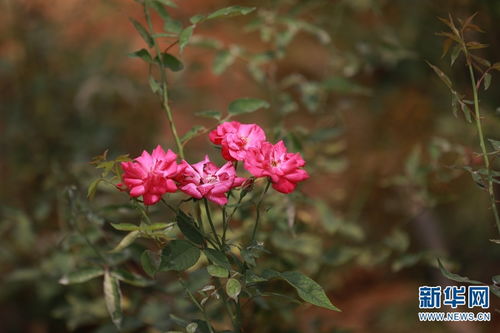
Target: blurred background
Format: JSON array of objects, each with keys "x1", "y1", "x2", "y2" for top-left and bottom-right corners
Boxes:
[{"x1": 2, "y1": 0, "x2": 500, "y2": 332}]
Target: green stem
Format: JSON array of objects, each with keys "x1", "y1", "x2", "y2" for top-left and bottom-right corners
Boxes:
[
  {"x1": 214, "y1": 278, "x2": 241, "y2": 332},
  {"x1": 143, "y1": 3, "x2": 184, "y2": 159},
  {"x1": 179, "y1": 278, "x2": 215, "y2": 333},
  {"x1": 251, "y1": 180, "x2": 271, "y2": 243},
  {"x1": 465, "y1": 53, "x2": 500, "y2": 233},
  {"x1": 204, "y1": 198, "x2": 223, "y2": 250}
]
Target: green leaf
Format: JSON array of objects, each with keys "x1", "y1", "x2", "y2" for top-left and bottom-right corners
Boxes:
[
  {"x1": 450, "y1": 45, "x2": 461, "y2": 66},
  {"x1": 204, "y1": 248, "x2": 231, "y2": 269},
  {"x1": 265, "y1": 270, "x2": 340, "y2": 311},
  {"x1": 141, "y1": 250, "x2": 160, "y2": 277},
  {"x1": 181, "y1": 125, "x2": 206, "y2": 144},
  {"x1": 484, "y1": 73, "x2": 492, "y2": 90},
  {"x1": 128, "y1": 48, "x2": 154, "y2": 63},
  {"x1": 104, "y1": 270, "x2": 122, "y2": 329},
  {"x1": 155, "y1": 0, "x2": 177, "y2": 7},
  {"x1": 206, "y1": 6, "x2": 255, "y2": 20},
  {"x1": 149, "y1": 0, "x2": 170, "y2": 21},
  {"x1": 437, "y1": 259, "x2": 483, "y2": 284},
  {"x1": 488, "y1": 139, "x2": 500, "y2": 151},
  {"x1": 87, "y1": 179, "x2": 102, "y2": 199},
  {"x1": 110, "y1": 230, "x2": 140, "y2": 253},
  {"x1": 160, "y1": 240, "x2": 201, "y2": 271},
  {"x1": 149, "y1": 76, "x2": 161, "y2": 94},
  {"x1": 427, "y1": 61, "x2": 452, "y2": 89},
  {"x1": 130, "y1": 18, "x2": 154, "y2": 48},
  {"x1": 177, "y1": 210, "x2": 204, "y2": 245},
  {"x1": 226, "y1": 278, "x2": 241, "y2": 301},
  {"x1": 59, "y1": 267, "x2": 104, "y2": 285},
  {"x1": 111, "y1": 223, "x2": 139, "y2": 231},
  {"x1": 213, "y1": 49, "x2": 236, "y2": 75},
  {"x1": 228, "y1": 98, "x2": 270, "y2": 115},
  {"x1": 111, "y1": 269, "x2": 153, "y2": 287},
  {"x1": 207, "y1": 265, "x2": 229, "y2": 278},
  {"x1": 186, "y1": 322, "x2": 198, "y2": 333},
  {"x1": 179, "y1": 25, "x2": 194, "y2": 53},
  {"x1": 245, "y1": 270, "x2": 267, "y2": 284},
  {"x1": 195, "y1": 110, "x2": 221, "y2": 120},
  {"x1": 157, "y1": 53, "x2": 184, "y2": 72},
  {"x1": 164, "y1": 18, "x2": 183, "y2": 34},
  {"x1": 190, "y1": 14, "x2": 205, "y2": 24}
]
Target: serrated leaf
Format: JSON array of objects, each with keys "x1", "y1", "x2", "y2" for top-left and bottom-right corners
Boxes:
[
  {"x1": 128, "y1": 48, "x2": 154, "y2": 63},
  {"x1": 111, "y1": 223, "x2": 139, "y2": 231},
  {"x1": 177, "y1": 210, "x2": 204, "y2": 245},
  {"x1": 160, "y1": 240, "x2": 201, "y2": 271},
  {"x1": 437, "y1": 259, "x2": 483, "y2": 284},
  {"x1": 264, "y1": 270, "x2": 340, "y2": 311},
  {"x1": 206, "y1": 6, "x2": 255, "y2": 20},
  {"x1": 207, "y1": 265, "x2": 229, "y2": 278},
  {"x1": 59, "y1": 267, "x2": 104, "y2": 285},
  {"x1": 111, "y1": 269, "x2": 153, "y2": 287},
  {"x1": 226, "y1": 278, "x2": 241, "y2": 300},
  {"x1": 110, "y1": 230, "x2": 140, "y2": 253},
  {"x1": 130, "y1": 18, "x2": 154, "y2": 48},
  {"x1": 204, "y1": 248, "x2": 231, "y2": 269},
  {"x1": 104, "y1": 270, "x2": 122, "y2": 329},
  {"x1": 179, "y1": 25, "x2": 194, "y2": 53},
  {"x1": 181, "y1": 125, "x2": 206, "y2": 144},
  {"x1": 213, "y1": 49, "x2": 236, "y2": 75},
  {"x1": 141, "y1": 250, "x2": 160, "y2": 277},
  {"x1": 157, "y1": 53, "x2": 184, "y2": 72},
  {"x1": 228, "y1": 97, "x2": 270, "y2": 115},
  {"x1": 195, "y1": 110, "x2": 221, "y2": 120}
]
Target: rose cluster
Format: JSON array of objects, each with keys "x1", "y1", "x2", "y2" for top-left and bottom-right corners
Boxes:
[{"x1": 119, "y1": 122, "x2": 309, "y2": 205}]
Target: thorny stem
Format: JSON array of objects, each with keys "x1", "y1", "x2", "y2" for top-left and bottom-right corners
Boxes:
[
  {"x1": 143, "y1": 4, "x2": 184, "y2": 159},
  {"x1": 251, "y1": 180, "x2": 271, "y2": 242},
  {"x1": 464, "y1": 49, "x2": 500, "y2": 234}
]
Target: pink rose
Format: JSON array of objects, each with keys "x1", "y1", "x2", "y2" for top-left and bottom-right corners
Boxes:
[
  {"x1": 209, "y1": 121, "x2": 266, "y2": 161},
  {"x1": 244, "y1": 140, "x2": 309, "y2": 194},
  {"x1": 176, "y1": 155, "x2": 245, "y2": 205},
  {"x1": 120, "y1": 145, "x2": 179, "y2": 205}
]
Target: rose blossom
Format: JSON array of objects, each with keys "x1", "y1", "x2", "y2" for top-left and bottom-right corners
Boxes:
[
  {"x1": 244, "y1": 140, "x2": 309, "y2": 194},
  {"x1": 120, "y1": 145, "x2": 179, "y2": 205},
  {"x1": 176, "y1": 155, "x2": 245, "y2": 205},
  {"x1": 209, "y1": 121, "x2": 266, "y2": 161}
]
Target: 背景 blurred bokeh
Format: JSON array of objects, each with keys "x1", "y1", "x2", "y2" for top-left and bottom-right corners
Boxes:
[{"x1": 2, "y1": 0, "x2": 500, "y2": 332}]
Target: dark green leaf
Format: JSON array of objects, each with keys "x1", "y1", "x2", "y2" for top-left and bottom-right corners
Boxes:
[
  {"x1": 87, "y1": 179, "x2": 102, "y2": 199},
  {"x1": 59, "y1": 267, "x2": 104, "y2": 285},
  {"x1": 488, "y1": 139, "x2": 500, "y2": 151},
  {"x1": 141, "y1": 250, "x2": 159, "y2": 277},
  {"x1": 206, "y1": 6, "x2": 255, "y2": 20},
  {"x1": 179, "y1": 25, "x2": 194, "y2": 53},
  {"x1": 207, "y1": 265, "x2": 229, "y2": 278},
  {"x1": 226, "y1": 278, "x2": 241, "y2": 300},
  {"x1": 104, "y1": 270, "x2": 122, "y2": 329},
  {"x1": 450, "y1": 45, "x2": 461, "y2": 66},
  {"x1": 149, "y1": 0, "x2": 170, "y2": 21},
  {"x1": 228, "y1": 97, "x2": 270, "y2": 115},
  {"x1": 130, "y1": 18, "x2": 154, "y2": 48},
  {"x1": 204, "y1": 248, "x2": 231, "y2": 269},
  {"x1": 155, "y1": 0, "x2": 177, "y2": 7},
  {"x1": 437, "y1": 259, "x2": 483, "y2": 284},
  {"x1": 160, "y1": 240, "x2": 201, "y2": 271},
  {"x1": 213, "y1": 49, "x2": 235, "y2": 75},
  {"x1": 128, "y1": 48, "x2": 154, "y2": 63},
  {"x1": 156, "y1": 53, "x2": 184, "y2": 72},
  {"x1": 484, "y1": 73, "x2": 492, "y2": 90},
  {"x1": 245, "y1": 270, "x2": 267, "y2": 284},
  {"x1": 164, "y1": 18, "x2": 183, "y2": 34},
  {"x1": 264, "y1": 270, "x2": 340, "y2": 311},
  {"x1": 177, "y1": 210, "x2": 204, "y2": 245}
]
